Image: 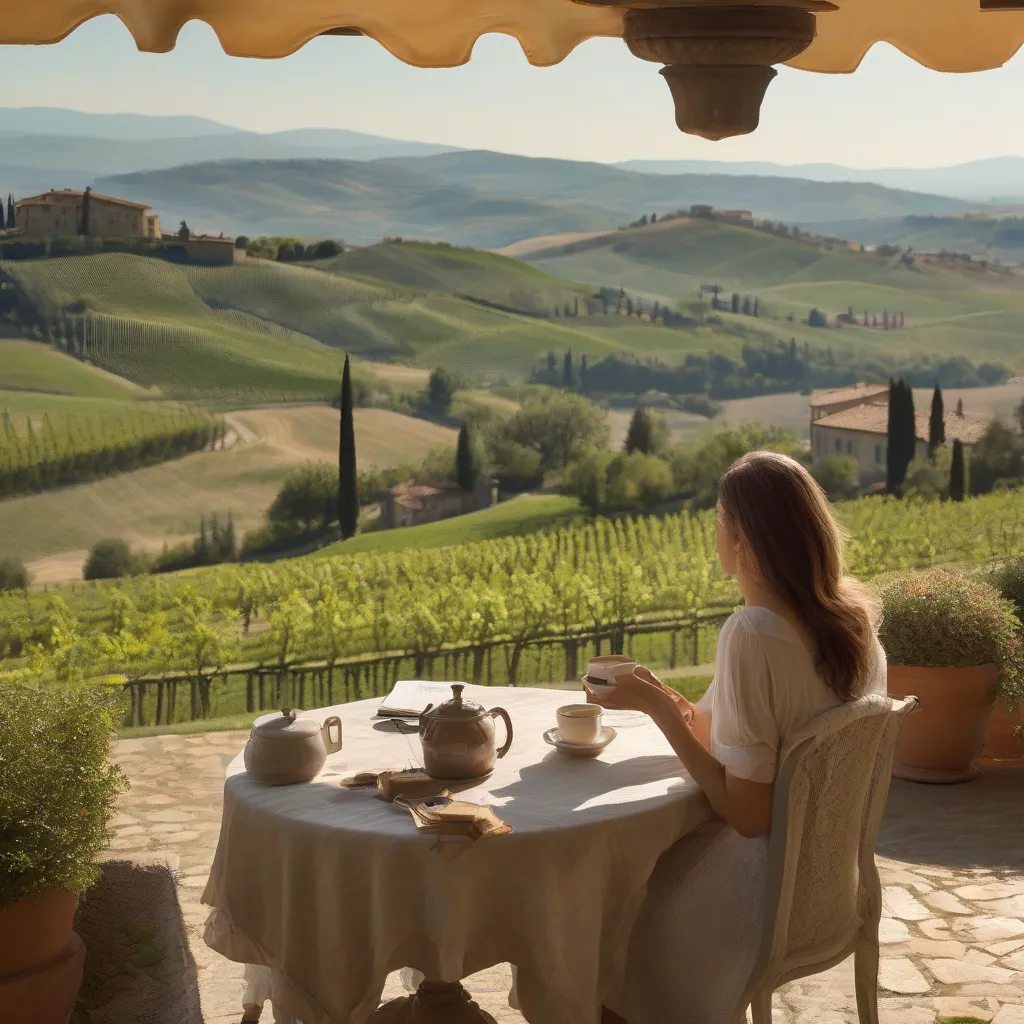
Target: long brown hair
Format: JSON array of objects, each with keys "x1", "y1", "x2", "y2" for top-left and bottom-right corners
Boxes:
[{"x1": 717, "y1": 451, "x2": 879, "y2": 700}]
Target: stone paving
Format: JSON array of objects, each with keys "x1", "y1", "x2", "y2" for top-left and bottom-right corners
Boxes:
[{"x1": 105, "y1": 730, "x2": 1024, "y2": 1024}]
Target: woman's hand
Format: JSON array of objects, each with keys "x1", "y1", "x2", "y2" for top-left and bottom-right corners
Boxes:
[
  {"x1": 585, "y1": 665, "x2": 677, "y2": 718},
  {"x1": 587, "y1": 665, "x2": 695, "y2": 724}
]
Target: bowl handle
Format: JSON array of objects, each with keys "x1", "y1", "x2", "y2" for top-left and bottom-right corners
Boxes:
[{"x1": 490, "y1": 708, "x2": 513, "y2": 758}]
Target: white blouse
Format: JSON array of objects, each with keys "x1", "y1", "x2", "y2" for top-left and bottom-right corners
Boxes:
[{"x1": 697, "y1": 606, "x2": 887, "y2": 784}]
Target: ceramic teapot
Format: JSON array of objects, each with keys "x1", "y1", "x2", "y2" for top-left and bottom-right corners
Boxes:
[
  {"x1": 244, "y1": 708, "x2": 343, "y2": 786},
  {"x1": 419, "y1": 683, "x2": 513, "y2": 780}
]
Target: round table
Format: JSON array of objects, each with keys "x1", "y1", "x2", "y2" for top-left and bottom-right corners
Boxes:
[{"x1": 202, "y1": 684, "x2": 712, "y2": 1024}]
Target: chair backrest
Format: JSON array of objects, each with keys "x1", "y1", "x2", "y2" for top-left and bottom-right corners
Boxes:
[{"x1": 743, "y1": 694, "x2": 917, "y2": 991}]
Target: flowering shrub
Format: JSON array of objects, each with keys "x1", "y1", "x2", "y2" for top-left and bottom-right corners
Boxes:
[
  {"x1": 876, "y1": 569, "x2": 1024, "y2": 706},
  {"x1": 0, "y1": 683, "x2": 128, "y2": 906}
]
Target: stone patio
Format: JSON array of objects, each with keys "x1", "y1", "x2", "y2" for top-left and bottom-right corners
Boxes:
[{"x1": 104, "y1": 730, "x2": 1024, "y2": 1024}]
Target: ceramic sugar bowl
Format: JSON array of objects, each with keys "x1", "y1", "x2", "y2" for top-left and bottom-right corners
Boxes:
[
  {"x1": 418, "y1": 683, "x2": 513, "y2": 780},
  {"x1": 244, "y1": 708, "x2": 343, "y2": 785}
]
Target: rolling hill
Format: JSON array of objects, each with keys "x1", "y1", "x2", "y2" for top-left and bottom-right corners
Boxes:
[
  {"x1": 88, "y1": 150, "x2": 992, "y2": 250},
  {"x1": 3, "y1": 248, "x2": 731, "y2": 394},
  {"x1": 383, "y1": 151, "x2": 981, "y2": 225},
  {"x1": 805, "y1": 214, "x2": 1024, "y2": 266},
  {"x1": 93, "y1": 159, "x2": 612, "y2": 248},
  {"x1": 2, "y1": 404, "x2": 456, "y2": 581},
  {"x1": 520, "y1": 214, "x2": 1024, "y2": 366},
  {"x1": 318, "y1": 241, "x2": 593, "y2": 316},
  {"x1": 616, "y1": 155, "x2": 1024, "y2": 203}
]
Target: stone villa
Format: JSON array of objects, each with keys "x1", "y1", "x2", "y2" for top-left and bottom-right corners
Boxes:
[
  {"x1": 810, "y1": 383, "x2": 989, "y2": 481},
  {"x1": 382, "y1": 477, "x2": 497, "y2": 530},
  {"x1": 15, "y1": 189, "x2": 161, "y2": 239}
]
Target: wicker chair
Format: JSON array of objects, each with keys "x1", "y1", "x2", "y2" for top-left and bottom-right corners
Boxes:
[{"x1": 732, "y1": 693, "x2": 918, "y2": 1024}]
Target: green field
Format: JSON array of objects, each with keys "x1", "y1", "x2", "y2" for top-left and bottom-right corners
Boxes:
[
  {"x1": 321, "y1": 493, "x2": 583, "y2": 556},
  {"x1": 0, "y1": 339, "x2": 147, "y2": 399},
  {"x1": 1, "y1": 249, "x2": 756, "y2": 394},
  {"x1": 2, "y1": 405, "x2": 455, "y2": 581},
  {"x1": 320, "y1": 241, "x2": 593, "y2": 316},
  {"x1": 525, "y1": 216, "x2": 1024, "y2": 367}
]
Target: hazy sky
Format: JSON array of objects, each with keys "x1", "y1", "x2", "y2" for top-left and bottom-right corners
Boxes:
[{"x1": 3, "y1": 15, "x2": 1024, "y2": 167}]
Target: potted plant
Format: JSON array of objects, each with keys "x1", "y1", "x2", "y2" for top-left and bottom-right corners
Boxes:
[
  {"x1": 0, "y1": 683, "x2": 127, "y2": 1022},
  {"x1": 983, "y1": 557, "x2": 1024, "y2": 766},
  {"x1": 877, "y1": 569, "x2": 1023, "y2": 783}
]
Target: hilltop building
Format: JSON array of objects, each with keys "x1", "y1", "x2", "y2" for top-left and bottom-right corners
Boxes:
[
  {"x1": 15, "y1": 189, "x2": 161, "y2": 239},
  {"x1": 382, "y1": 477, "x2": 497, "y2": 530},
  {"x1": 810, "y1": 383, "x2": 988, "y2": 479}
]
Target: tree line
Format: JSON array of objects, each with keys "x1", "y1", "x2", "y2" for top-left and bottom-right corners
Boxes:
[
  {"x1": 0, "y1": 408, "x2": 224, "y2": 499},
  {"x1": 235, "y1": 236, "x2": 344, "y2": 262}
]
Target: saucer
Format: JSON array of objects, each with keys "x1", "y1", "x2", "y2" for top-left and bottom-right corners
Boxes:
[{"x1": 543, "y1": 726, "x2": 616, "y2": 757}]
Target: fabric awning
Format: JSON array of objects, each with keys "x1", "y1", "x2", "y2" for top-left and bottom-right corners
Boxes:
[
  {"x1": 6, "y1": 1, "x2": 1024, "y2": 138},
  {"x1": 5, "y1": 0, "x2": 1024, "y2": 71}
]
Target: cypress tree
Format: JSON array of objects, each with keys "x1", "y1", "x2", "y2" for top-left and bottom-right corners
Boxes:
[
  {"x1": 456, "y1": 423, "x2": 476, "y2": 493},
  {"x1": 887, "y1": 378, "x2": 916, "y2": 494},
  {"x1": 563, "y1": 350, "x2": 574, "y2": 388},
  {"x1": 949, "y1": 440, "x2": 966, "y2": 501},
  {"x1": 928, "y1": 384, "x2": 945, "y2": 457},
  {"x1": 580, "y1": 354, "x2": 588, "y2": 393},
  {"x1": 956, "y1": 398, "x2": 964, "y2": 417},
  {"x1": 546, "y1": 351, "x2": 556, "y2": 375},
  {"x1": 6, "y1": 195, "x2": 14, "y2": 231},
  {"x1": 338, "y1": 355, "x2": 359, "y2": 539},
  {"x1": 624, "y1": 405, "x2": 654, "y2": 455},
  {"x1": 888, "y1": 385, "x2": 905, "y2": 495}
]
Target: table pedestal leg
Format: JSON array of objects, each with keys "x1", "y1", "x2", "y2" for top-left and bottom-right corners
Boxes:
[{"x1": 371, "y1": 981, "x2": 497, "y2": 1023}]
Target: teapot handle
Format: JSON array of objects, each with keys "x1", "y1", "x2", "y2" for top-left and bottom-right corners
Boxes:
[
  {"x1": 322, "y1": 716, "x2": 343, "y2": 754},
  {"x1": 490, "y1": 708, "x2": 513, "y2": 759}
]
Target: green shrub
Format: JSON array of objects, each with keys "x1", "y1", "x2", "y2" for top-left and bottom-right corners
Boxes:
[
  {"x1": 0, "y1": 684, "x2": 128, "y2": 905},
  {"x1": 812, "y1": 454, "x2": 860, "y2": 501},
  {"x1": 268, "y1": 462, "x2": 338, "y2": 533},
  {"x1": 876, "y1": 569, "x2": 1024, "y2": 705},
  {"x1": 83, "y1": 538, "x2": 139, "y2": 580},
  {"x1": 0, "y1": 555, "x2": 29, "y2": 592},
  {"x1": 993, "y1": 556, "x2": 1024, "y2": 620},
  {"x1": 607, "y1": 452, "x2": 673, "y2": 511},
  {"x1": 900, "y1": 445, "x2": 953, "y2": 502}
]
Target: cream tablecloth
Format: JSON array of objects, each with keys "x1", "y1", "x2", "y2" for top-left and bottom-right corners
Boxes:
[{"x1": 202, "y1": 685, "x2": 712, "y2": 1024}]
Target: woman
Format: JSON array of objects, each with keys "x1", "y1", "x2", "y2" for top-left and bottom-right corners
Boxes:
[{"x1": 589, "y1": 450, "x2": 886, "y2": 1024}]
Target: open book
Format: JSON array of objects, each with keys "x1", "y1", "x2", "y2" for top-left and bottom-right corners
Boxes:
[{"x1": 376, "y1": 680, "x2": 458, "y2": 718}]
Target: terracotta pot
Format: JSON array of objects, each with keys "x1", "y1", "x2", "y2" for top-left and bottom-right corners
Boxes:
[
  {"x1": 0, "y1": 888, "x2": 85, "y2": 1024},
  {"x1": 978, "y1": 698, "x2": 1024, "y2": 768},
  {"x1": 887, "y1": 664, "x2": 997, "y2": 783}
]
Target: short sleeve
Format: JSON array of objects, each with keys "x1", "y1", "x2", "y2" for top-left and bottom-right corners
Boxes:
[
  {"x1": 710, "y1": 614, "x2": 779, "y2": 784},
  {"x1": 696, "y1": 675, "x2": 717, "y2": 714}
]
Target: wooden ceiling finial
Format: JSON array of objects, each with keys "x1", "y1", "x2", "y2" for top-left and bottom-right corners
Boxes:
[{"x1": 623, "y1": 3, "x2": 835, "y2": 140}]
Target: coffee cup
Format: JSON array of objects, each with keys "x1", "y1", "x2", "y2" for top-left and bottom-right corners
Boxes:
[
  {"x1": 583, "y1": 655, "x2": 637, "y2": 689},
  {"x1": 557, "y1": 704, "x2": 603, "y2": 745}
]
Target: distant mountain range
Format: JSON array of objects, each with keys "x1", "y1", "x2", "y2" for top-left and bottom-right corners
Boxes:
[
  {"x1": 4, "y1": 106, "x2": 1024, "y2": 251},
  {"x1": 615, "y1": 156, "x2": 1024, "y2": 203},
  {"x1": 96, "y1": 151, "x2": 983, "y2": 249}
]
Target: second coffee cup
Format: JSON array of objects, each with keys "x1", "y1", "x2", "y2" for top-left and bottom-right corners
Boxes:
[{"x1": 557, "y1": 704, "x2": 603, "y2": 745}]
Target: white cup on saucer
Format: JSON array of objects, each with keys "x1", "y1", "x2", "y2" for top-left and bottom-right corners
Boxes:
[
  {"x1": 583, "y1": 655, "x2": 637, "y2": 691},
  {"x1": 556, "y1": 704, "x2": 603, "y2": 745}
]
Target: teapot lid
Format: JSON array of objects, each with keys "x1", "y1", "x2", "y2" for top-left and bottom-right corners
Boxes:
[
  {"x1": 423, "y1": 683, "x2": 483, "y2": 721},
  {"x1": 252, "y1": 708, "x2": 321, "y2": 738}
]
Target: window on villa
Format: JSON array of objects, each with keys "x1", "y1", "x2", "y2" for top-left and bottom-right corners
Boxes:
[
  {"x1": 875, "y1": 445, "x2": 882, "y2": 464},
  {"x1": 835, "y1": 439, "x2": 841, "y2": 454},
  {"x1": 846, "y1": 440, "x2": 853, "y2": 455}
]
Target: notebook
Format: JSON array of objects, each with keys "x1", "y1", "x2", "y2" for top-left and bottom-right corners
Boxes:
[{"x1": 376, "y1": 680, "x2": 458, "y2": 718}]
